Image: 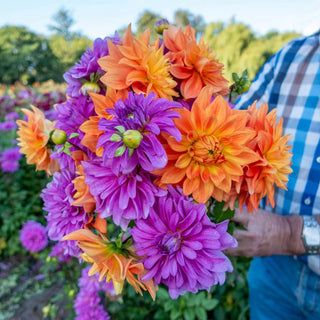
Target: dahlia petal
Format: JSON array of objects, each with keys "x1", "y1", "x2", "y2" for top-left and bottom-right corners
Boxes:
[{"x1": 181, "y1": 245, "x2": 197, "y2": 260}]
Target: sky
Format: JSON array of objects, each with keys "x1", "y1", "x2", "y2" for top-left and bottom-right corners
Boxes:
[{"x1": 1, "y1": 0, "x2": 320, "y2": 39}]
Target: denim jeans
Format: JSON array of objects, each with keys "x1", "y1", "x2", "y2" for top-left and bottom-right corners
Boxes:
[{"x1": 247, "y1": 256, "x2": 320, "y2": 320}]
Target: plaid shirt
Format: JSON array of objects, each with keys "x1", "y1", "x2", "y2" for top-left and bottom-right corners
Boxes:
[{"x1": 236, "y1": 31, "x2": 320, "y2": 274}]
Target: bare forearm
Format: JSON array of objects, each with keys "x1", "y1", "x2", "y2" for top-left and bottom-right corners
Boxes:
[{"x1": 225, "y1": 209, "x2": 320, "y2": 257}]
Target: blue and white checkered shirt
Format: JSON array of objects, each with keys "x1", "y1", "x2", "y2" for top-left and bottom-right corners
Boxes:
[{"x1": 236, "y1": 31, "x2": 320, "y2": 274}]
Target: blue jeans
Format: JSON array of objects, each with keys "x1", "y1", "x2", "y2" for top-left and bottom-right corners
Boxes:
[{"x1": 248, "y1": 256, "x2": 320, "y2": 320}]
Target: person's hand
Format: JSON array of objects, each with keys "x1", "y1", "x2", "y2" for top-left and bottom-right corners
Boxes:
[{"x1": 224, "y1": 208, "x2": 305, "y2": 257}]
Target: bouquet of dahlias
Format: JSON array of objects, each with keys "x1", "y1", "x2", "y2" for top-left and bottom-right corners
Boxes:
[{"x1": 16, "y1": 20, "x2": 292, "y2": 302}]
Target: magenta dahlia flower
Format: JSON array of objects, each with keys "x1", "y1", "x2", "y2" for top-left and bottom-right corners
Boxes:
[
  {"x1": 0, "y1": 120, "x2": 17, "y2": 131},
  {"x1": 55, "y1": 95, "x2": 95, "y2": 138},
  {"x1": 5, "y1": 112, "x2": 19, "y2": 121},
  {"x1": 20, "y1": 220, "x2": 48, "y2": 252},
  {"x1": 82, "y1": 158, "x2": 166, "y2": 229},
  {"x1": 64, "y1": 34, "x2": 121, "y2": 99},
  {"x1": 131, "y1": 186, "x2": 237, "y2": 299},
  {"x1": 74, "y1": 267, "x2": 110, "y2": 320},
  {"x1": 97, "y1": 91, "x2": 181, "y2": 175},
  {"x1": 49, "y1": 242, "x2": 72, "y2": 262},
  {"x1": 0, "y1": 147, "x2": 22, "y2": 172},
  {"x1": 41, "y1": 169, "x2": 88, "y2": 256}
]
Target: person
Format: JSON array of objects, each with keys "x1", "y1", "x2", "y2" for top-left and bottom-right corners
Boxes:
[{"x1": 227, "y1": 30, "x2": 320, "y2": 320}]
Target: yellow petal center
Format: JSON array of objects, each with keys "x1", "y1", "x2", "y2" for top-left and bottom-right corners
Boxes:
[{"x1": 191, "y1": 134, "x2": 225, "y2": 166}]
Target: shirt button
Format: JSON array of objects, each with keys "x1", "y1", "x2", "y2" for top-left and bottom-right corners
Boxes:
[
  {"x1": 316, "y1": 156, "x2": 320, "y2": 163},
  {"x1": 304, "y1": 197, "x2": 311, "y2": 205}
]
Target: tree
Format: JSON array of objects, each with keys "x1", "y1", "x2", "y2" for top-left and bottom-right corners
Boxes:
[
  {"x1": 174, "y1": 9, "x2": 205, "y2": 37},
  {"x1": 48, "y1": 35, "x2": 92, "y2": 73},
  {"x1": 0, "y1": 26, "x2": 64, "y2": 84},
  {"x1": 136, "y1": 10, "x2": 164, "y2": 41},
  {"x1": 203, "y1": 20, "x2": 299, "y2": 81},
  {"x1": 47, "y1": 8, "x2": 92, "y2": 75},
  {"x1": 48, "y1": 8, "x2": 78, "y2": 41}
]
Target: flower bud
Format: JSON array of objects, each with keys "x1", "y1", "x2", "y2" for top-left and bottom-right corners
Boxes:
[
  {"x1": 123, "y1": 130, "x2": 143, "y2": 149},
  {"x1": 155, "y1": 19, "x2": 170, "y2": 35},
  {"x1": 80, "y1": 82, "x2": 100, "y2": 95},
  {"x1": 240, "y1": 78, "x2": 251, "y2": 93},
  {"x1": 50, "y1": 129, "x2": 68, "y2": 145}
]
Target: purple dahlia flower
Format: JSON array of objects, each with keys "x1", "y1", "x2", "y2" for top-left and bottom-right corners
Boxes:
[
  {"x1": 1, "y1": 161, "x2": 19, "y2": 172},
  {"x1": 64, "y1": 34, "x2": 121, "y2": 99},
  {"x1": 5, "y1": 112, "x2": 19, "y2": 121},
  {"x1": 55, "y1": 95, "x2": 95, "y2": 138},
  {"x1": 50, "y1": 147, "x2": 76, "y2": 172},
  {"x1": 131, "y1": 186, "x2": 237, "y2": 299},
  {"x1": 0, "y1": 147, "x2": 22, "y2": 172},
  {"x1": 49, "y1": 242, "x2": 72, "y2": 262},
  {"x1": 20, "y1": 220, "x2": 48, "y2": 252},
  {"x1": 97, "y1": 91, "x2": 181, "y2": 175},
  {"x1": 1, "y1": 147, "x2": 22, "y2": 162},
  {"x1": 41, "y1": 169, "x2": 88, "y2": 256},
  {"x1": 82, "y1": 158, "x2": 166, "y2": 230},
  {"x1": 0, "y1": 120, "x2": 17, "y2": 131},
  {"x1": 74, "y1": 267, "x2": 111, "y2": 320}
]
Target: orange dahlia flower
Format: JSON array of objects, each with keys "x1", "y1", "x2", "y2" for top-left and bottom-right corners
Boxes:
[
  {"x1": 63, "y1": 228, "x2": 157, "y2": 300},
  {"x1": 98, "y1": 25, "x2": 178, "y2": 100},
  {"x1": 163, "y1": 25, "x2": 229, "y2": 100},
  {"x1": 154, "y1": 87, "x2": 259, "y2": 203},
  {"x1": 71, "y1": 150, "x2": 96, "y2": 213},
  {"x1": 16, "y1": 105, "x2": 59, "y2": 175},
  {"x1": 80, "y1": 89, "x2": 127, "y2": 156},
  {"x1": 225, "y1": 102, "x2": 293, "y2": 212}
]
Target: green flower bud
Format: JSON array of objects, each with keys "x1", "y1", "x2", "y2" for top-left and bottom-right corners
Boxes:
[
  {"x1": 123, "y1": 130, "x2": 143, "y2": 149},
  {"x1": 240, "y1": 78, "x2": 251, "y2": 94},
  {"x1": 51, "y1": 129, "x2": 68, "y2": 145},
  {"x1": 155, "y1": 19, "x2": 170, "y2": 35},
  {"x1": 80, "y1": 82, "x2": 100, "y2": 95}
]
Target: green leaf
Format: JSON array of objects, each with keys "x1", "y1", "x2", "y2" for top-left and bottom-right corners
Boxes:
[
  {"x1": 63, "y1": 147, "x2": 72, "y2": 156},
  {"x1": 110, "y1": 133, "x2": 122, "y2": 142},
  {"x1": 115, "y1": 125, "x2": 125, "y2": 133},
  {"x1": 156, "y1": 287, "x2": 170, "y2": 300},
  {"x1": 201, "y1": 298, "x2": 219, "y2": 311},
  {"x1": 194, "y1": 307, "x2": 207, "y2": 320},
  {"x1": 114, "y1": 145, "x2": 126, "y2": 157},
  {"x1": 128, "y1": 148, "x2": 134, "y2": 158},
  {"x1": 183, "y1": 309, "x2": 195, "y2": 320},
  {"x1": 232, "y1": 72, "x2": 239, "y2": 82},
  {"x1": 164, "y1": 300, "x2": 174, "y2": 312},
  {"x1": 193, "y1": 291, "x2": 205, "y2": 306},
  {"x1": 62, "y1": 142, "x2": 72, "y2": 155},
  {"x1": 212, "y1": 201, "x2": 234, "y2": 223},
  {"x1": 231, "y1": 91, "x2": 238, "y2": 97},
  {"x1": 68, "y1": 132, "x2": 80, "y2": 139},
  {"x1": 241, "y1": 69, "x2": 248, "y2": 77},
  {"x1": 170, "y1": 307, "x2": 181, "y2": 320},
  {"x1": 115, "y1": 237, "x2": 122, "y2": 248}
]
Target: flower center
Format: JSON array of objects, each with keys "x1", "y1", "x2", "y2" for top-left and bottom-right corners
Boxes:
[
  {"x1": 190, "y1": 134, "x2": 225, "y2": 165},
  {"x1": 159, "y1": 231, "x2": 182, "y2": 255}
]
